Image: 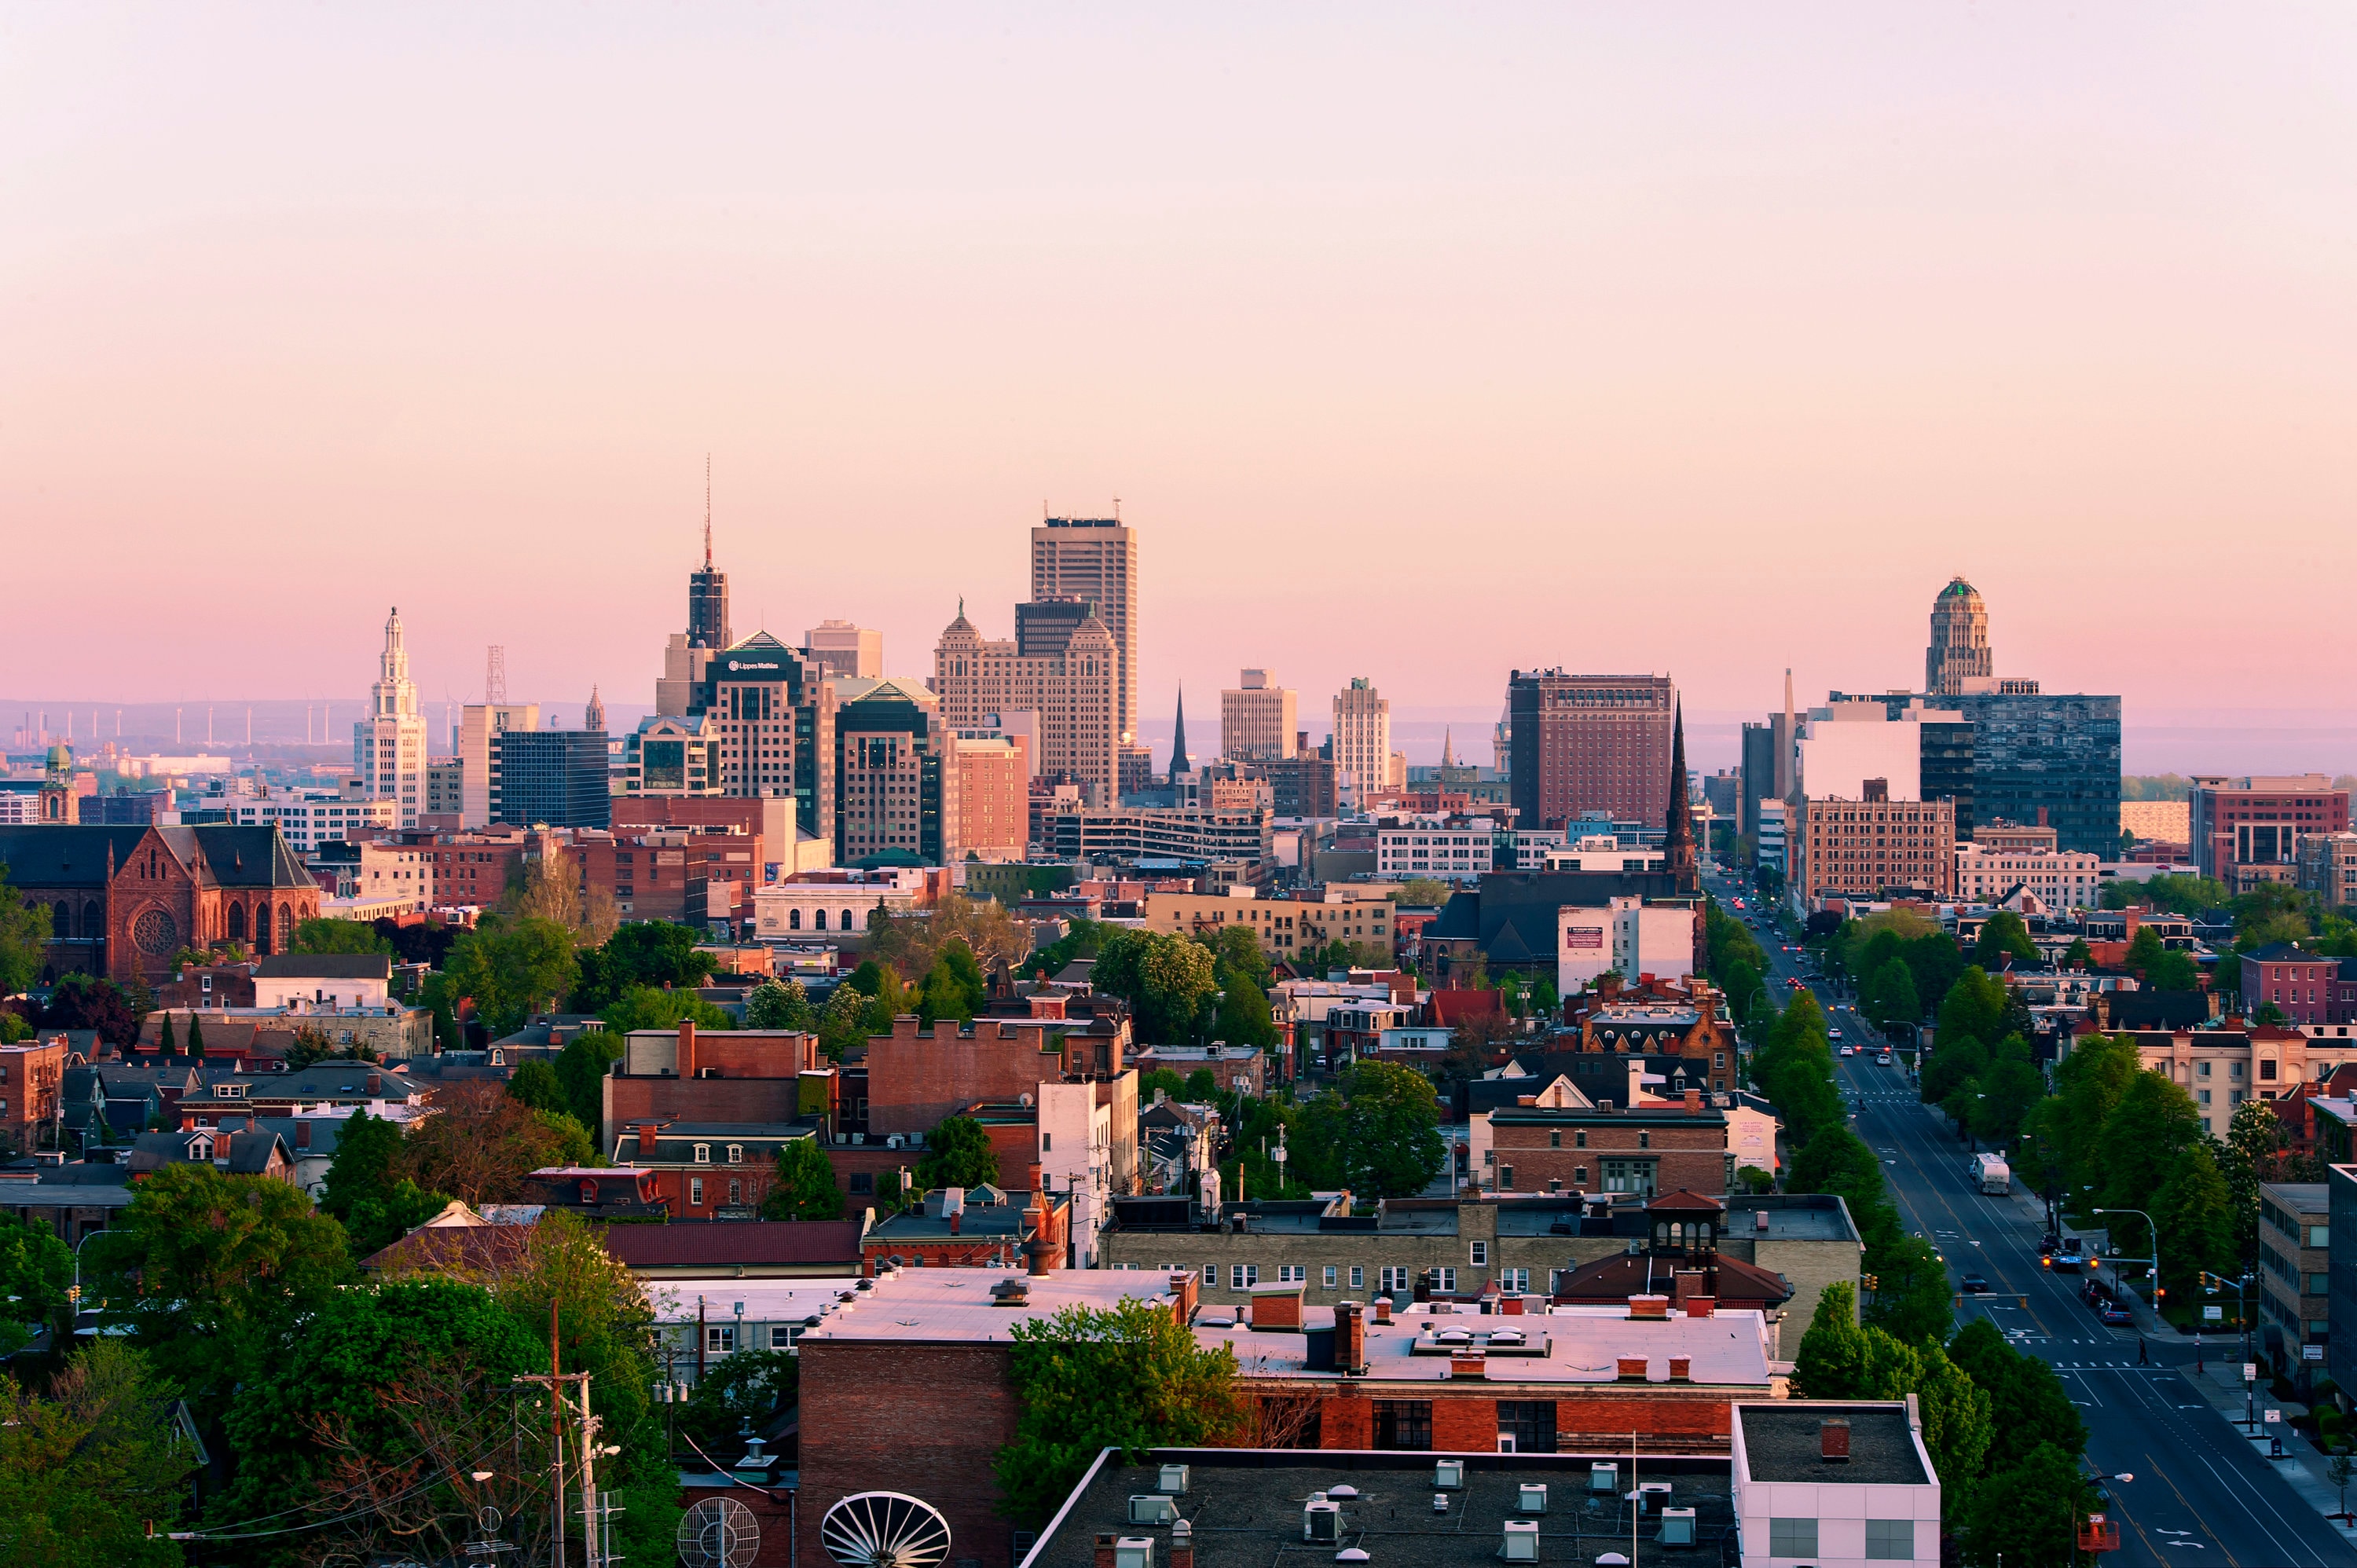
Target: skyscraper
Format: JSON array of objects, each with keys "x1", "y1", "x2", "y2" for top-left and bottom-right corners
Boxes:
[
  {"x1": 702, "y1": 632, "x2": 838, "y2": 846},
  {"x1": 489, "y1": 730, "x2": 611, "y2": 830},
  {"x1": 934, "y1": 603, "x2": 1120, "y2": 804},
  {"x1": 1031, "y1": 516, "x2": 1138, "y2": 747},
  {"x1": 1926, "y1": 577, "x2": 1992, "y2": 695},
  {"x1": 1506, "y1": 670, "x2": 1677, "y2": 830},
  {"x1": 1331, "y1": 678, "x2": 1392, "y2": 801},
  {"x1": 355, "y1": 608, "x2": 430, "y2": 826},
  {"x1": 1221, "y1": 670, "x2": 1298, "y2": 761},
  {"x1": 457, "y1": 702, "x2": 540, "y2": 828}
]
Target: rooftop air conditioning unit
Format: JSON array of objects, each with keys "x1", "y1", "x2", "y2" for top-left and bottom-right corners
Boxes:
[
  {"x1": 1303, "y1": 1498, "x2": 1340, "y2": 1544},
  {"x1": 1129, "y1": 1497, "x2": 1178, "y2": 1526},
  {"x1": 1516, "y1": 1484, "x2": 1548, "y2": 1515},
  {"x1": 1501, "y1": 1522, "x2": 1539, "y2": 1563},
  {"x1": 1433, "y1": 1460, "x2": 1465, "y2": 1489},
  {"x1": 1589, "y1": 1464, "x2": 1618, "y2": 1493},
  {"x1": 1114, "y1": 1539, "x2": 1154, "y2": 1568},
  {"x1": 1658, "y1": 1508, "x2": 1696, "y2": 1546},
  {"x1": 1158, "y1": 1465, "x2": 1190, "y2": 1496}
]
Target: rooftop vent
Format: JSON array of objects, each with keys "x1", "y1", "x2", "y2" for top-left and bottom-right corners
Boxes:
[
  {"x1": 1589, "y1": 1463, "x2": 1619, "y2": 1494},
  {"x1": 1820, "y1": 1416, "x2": 1851, "y2": 1461},
  {"x1": 1303, "y1": 1499, "x2": 1341, "y2": 1544},
  {"x1": 1516, "y1": 1484, "x2": 1548, "y2": 1515},
  {"x1": 1336, "y1": 1552, "x2": 1369, "y2": 1564},
  {"x1": 1434, "y1": 1460, "x2": 1465, "y2": 1490},
  {"x1": 1115, "y1": 1538, "x2": 1154, "y2": 1568},
  {"x1": 1158, "y1": 1464, "x2": 1190, "y2": 1496},
  {"x1": 1326, "y1": 1486, "x2": 1358, "y2": 1500},
  {"x1": 989, "y1": 1280, "x2": 1031, "y2": 1307},
  {"x1": 1659, "y1": 1508, "x2": 1697, "y2": 1546},
  {"x1": 1501, "y1": 1521, "x2": 1540, "y2": 1563},
  {"x1": 1128, "y1": 1497, "x2": 1178, "y2": 1526}
]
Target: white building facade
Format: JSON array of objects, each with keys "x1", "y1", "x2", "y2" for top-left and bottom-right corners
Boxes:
[{"x1": 354, "y1": 609, "x2": 430, "y2": 826}]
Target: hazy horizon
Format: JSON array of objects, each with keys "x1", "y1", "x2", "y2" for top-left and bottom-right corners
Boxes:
[{"x1": 8, "y1": 6, "x2": 2353, "y2": 748}]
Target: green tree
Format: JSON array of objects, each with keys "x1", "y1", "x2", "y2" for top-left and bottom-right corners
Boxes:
[
  {"x1": 1754, "y1": 991, "x2": 1842, "y2": 1148},
  {"x1": 743, "y1": 976, "x2": 814, "y2": 1031},
  {"x1": 917, "y1": 956, "x2": 979, "y2": 1027},
  {"x1": 1395, "y1": 877, "x2": 1453, "y2": 907},
  {"x1": 2219, "y1": 1097, "x2": 2289, "y2": 1258},
  {"x1": 1945, "y1": 1317, "x2": 2085, "y2": 1471},
  {"x1": 1977, "y1": 1044, "x2": 2044, "y2": 1149},
  {"x1": 2152, "y1": 1142, "x2": 2234, "y2": 1300},
  {"x1": 598, "y1": 983, "x2": 732, "y2": 1035},
  {"x1": 0, "y1": 866, "x2": 51, "y2": 998},
  {"x1": 995, "y1": 1297, "x2": 1243, "y2": 1524},
  {"x1": 315, "y1": 1106, "x2": 452, "y2": 1258},
  {"x1": 2022, "y1": 1031, "x2": 2141, "y2": 1202},
  {"x1": 289, "y1": 916, "x2": 393, "y2": 954},
  {"x1": 0, "y1": 1341, "x2": 192, "y2": 1568},
  {"x1": 40, "y1": 975, "x2": 138, "y2": 1046},
  {"x1": 1210, "y1": 962, "x2": 1279, "y2": 1050},
  {"x1": 1290, "y1": 1061, "x2": 1445, "y2": 1198},
  {"x1": 506, "y1": 1057, "x2": 565, "y2": 1113},
  {"x1": 2063, "y1": 936, "x2": 2093, "y2": 970},
  {"x1": 1864, "y1": 1233, "x2": 1954, "y2": 1346},
  {"x1": 761, "y1": 1138, "x2": 846, "y2": 1220},
  {"x1": 88, "y1": 1165, "x2": 352, "y2": 1400},
  {"x1": 1959, "y1": 1442, "x2": 2100, "y2": 1568},
  {"x1": 676, "y1": 1347, "x2": 798, "y2": 1460},
  {"x1": 444, "y1": 914, "x2": 580, "y2": 1037},
  {"x1": 1138, "y1": 1067, "x2": 1187, "y2": 1102},
  {"x1": 1865, "y1": 958, "x2": 1921, "y2": 1031},
  {"x1": 555, "y1": 1029, "x2": 625, "y2": 1134},
  {"x1": 2093, "y1": 1071, "x2": 2205, "y2": 1255},
  {"x1": 1936, "y1": 965, "x2": 2007, "y2": 1053},
  {"x1": 0, "y1": 1213, "x2": 73, "y2": 1358},
  {"x1": 571, "y1": 920, "x2": 720, "y2": 1010},
  {"x1": 915, "y1": 1115, "x2": 1001, "y2": 1191},
  {"x1": 155, "y1": 1010, "x2": 178, "y2": 1061},
  {"x1": 1092, "y1": 929, "x2": 1219, "y2": 1043},
  {"x1": 184, "y1": 1009, "x2": 206, "y2": 1061},
  {"x1": 1974, "y1": 910, "x2": 2039, "y2": 969},
  {"x1": 1791, "y1": 1281, "x2": 1870, "y2": 1398}
]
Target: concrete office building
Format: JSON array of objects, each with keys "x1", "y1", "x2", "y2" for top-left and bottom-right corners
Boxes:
[
  {"x1": 1221, "y1": 670, "x2": 1298, "y2": 760},
  {"x1": 834, "y1": 677, "x2": 958, "y2": 866},
  {"x1": 802, "y1": 619, "x2": 882, "y2": 680},
  {"x1": 354, "y1": 609, "x2": 430, "y2": 827},
  {"x1": 1508, "y1": 671, "x2": 1677, "y2": 830},
  {"x1": 617, "y1": 713, "x2": 724, "y2": 799},
  {"x1": 934, "y1": 605, "x2": 1120, "y2": 805},
  {"x1": 700, "y1": 632, "x2": 838, "y2": 848},
  {"x1": 1031, "y1": 515, "x2": 1139, "y2": 747},
  {"x1": 1794, "y1": 783, "x2": 1956, "y2": 904},
  {"x1": 2192, "y1": 775, "x2": 2352, "y2": 892},
  {"x1": 1331, "y1": 678, "x2": 1393, "y2": 802},
  {"x1": 488, "y1": 731, "x2": 610, "y2": 830},
  {"x1": 455, "y1": 702, "x2": 539, "y2": 828}
]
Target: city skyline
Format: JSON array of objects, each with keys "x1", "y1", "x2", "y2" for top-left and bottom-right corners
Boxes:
[{"x1": 9, "y1": 6, "x2": 2356, "y2": 732}]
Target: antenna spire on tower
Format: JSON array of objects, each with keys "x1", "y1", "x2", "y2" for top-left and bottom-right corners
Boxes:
[{"x1": 704, "y1": 452, "x2": 713, "y2": 568}]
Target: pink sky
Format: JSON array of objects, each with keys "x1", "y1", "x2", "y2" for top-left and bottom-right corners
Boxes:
[{"x1": 5, "y1": 5, "x2": 2355, "y2": 742}]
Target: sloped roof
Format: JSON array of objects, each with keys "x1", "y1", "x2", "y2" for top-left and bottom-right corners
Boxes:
[
  {"x1": 1556, "y1": 1251, "x2": 1791, "y2": 1307},
  {"x1": 599, "y1": 1220, "x2": 864, "y2": 1270},
  {"x1": 0, "y1": 826, "x2": 152, "y2": 888},
  {"x1": 255, "y1": 954, "x2": 393, "y2": 981}
]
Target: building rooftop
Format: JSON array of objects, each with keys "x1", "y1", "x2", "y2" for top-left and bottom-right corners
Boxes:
[
  {"x1": 1735, "y1": 1402, "x2": 1930, "y2": 1486},
  {"x1": 1022, "y1": 1450, "x2": 1738, "y2": 1568},
  {"x1": 599, "y1": 1219, "x2": 866, "y2": 1274},
  {"x1": 1210, "y1": 1300, "x2": 1773, "y2": 1388}
]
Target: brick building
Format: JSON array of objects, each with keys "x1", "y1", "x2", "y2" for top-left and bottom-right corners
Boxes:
[
  {"x1": 2191, "y1": 774, "x2": 2352, "y2": 892},
  {"x1": 602, "y1": 1023, "x2": 829, "y2": 1141},
  {"x1": 1486, "y1": 1094, "x2": 1731, "y2": 1199},
  {"x1": 863, "y1": 1182, "x2": 1069, "y2": 1272},
  {"x1": 610, "y1": 1118, "x2": 824, "y2": 1220},
  {"x1": 0, "y1": 823, "x2": 321, "y2": 980},
  {"x1": 1794, "y1": 782, "x2": 1957, "y2": 904},
  {"x1": 0, "y1": 1036, "x2": 69, "y2": 1153},
  {"x1": 795, "y1": 1266, "x2": 1775, "y2": 1568},
  {"x1": 408, "y1": 827, "x2": 530, "y2": 909},
  {"x1": 2242, "y1": 943, "x2": 2345, "y2": 1025},
  {"x1": 1506, "y1": 671, "x2": 1677, "y2": 830}
]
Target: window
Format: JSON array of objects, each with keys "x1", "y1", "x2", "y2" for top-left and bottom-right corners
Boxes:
[
  {"x1": 706, "y1": 1324, "x2": 735, "y2": 1353},
  {"x1": 1769, "y1": 1519, "x2": 1818, "y2": 1557},
  {"x1": 1574, "y1": 1130, "x2": 1587, "y2": 1149},
  {"x1": 1324, "y1": 1266, "x2": 1338, "y2": 1288},
  {"x1": 1549, "y1": 1129, "x2": 1561, "y2": 1149},
  {"x1": 1370, "y1": 1400, "x2": 1432, "y2": 1450},
  {"x1": 728, "y1": 1180, "x2": 742, "y2": 1205},
  {"x1": 2311, "y1": 1225, "x2": 2333, "y2": 1248},
  {"x1": 1497, "y1": 1164, "x2": 1514, "y2": 1191},
  {"x1": 693, "y1": 1144, "x2": 712, "y2": 1164},
  {"x1": 2198, "y1": 1090, "x2": 2211, "y2": 1105},
  {"x1": 1042, "y1": 1132, "x2": 1052, "y2": 1152},
  {"x1": 2263, "y1": 1060, "x2": 2278, "y2": 1081},
  {"x1": 1638, "y1": 1130, "x2": 1651, "y2": 1150},
  {"x1": 1499, "y1": 1268, "x2": 1529, "y2": 1293},
  {"x1": 1380, "y1": 1266, "x2": 1412, "y2": 1295},
  {"x1": 1350, "y1": 1266, "x2": 1365, "y2": 1289},
  {"x1": 1575, "y1": 1167, "x2": 1589, "y2": 1185},
  {"x1": 1432, "y1": 1267, "x2": 1457, "y2": 1294},
  {"x1": 768, "y1": 1323, "x2": 803, "y2": 1350},
  {"x1": 689, "y1": 1178, "x2": 705, "y2": 1205},
  {"x1": 1602, "y1": 1160, "x2": 1656, "y2": 1196},
  {"x1": 1230, "y1": 1265, "x2": 1259, "y2": 1289},
  {"x1": 727, "y1": 1145, "x2": 744, "y2": 1163},
  {"x1": 1470, "y1": 1241, "x2": 1489, "y2": 1266},
  {"x1": 1864, "y1": 1519, "x2": 1913, "y2": 1560},
  {"x1": 1277, "y1": 1265, "x2": 1306, "y2": 1284},
  {"x1": 2198, "y1": 1061, "x2": 2212, "y2": 1079},
  {"x1": 849, "y1": 1172, "x2": 874, "y2": 1194},
  {"x1": 1496, "y1": 1400, "x2": 1557, "y2": 1453}
]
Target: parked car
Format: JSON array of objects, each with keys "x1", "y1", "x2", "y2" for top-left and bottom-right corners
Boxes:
[{"x1": 2102, "y1": 1305, "x2": 2133, "y2": 1327}]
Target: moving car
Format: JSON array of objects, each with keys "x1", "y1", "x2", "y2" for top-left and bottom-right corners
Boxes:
[
  {"x1": 1960, "y1": 1276, "x2": 1991, "y2": 1294},
  {"x1": 2050, "y1": 1238, "x2": 2084, "y2": 1273},
  {"x1": 2102, "y1": 1305, "x2": 2133, "y2": 1326},
  {"x1": 1839, "y1": 1045, "x2": 1855, "y2": 1057},
  {"x1": 1828, "y1": 1027, "x2": 1844, "y2": 1040},
  {"x1": 1877, "y1": 1051, "x2": 1893, "y2": 1066}
]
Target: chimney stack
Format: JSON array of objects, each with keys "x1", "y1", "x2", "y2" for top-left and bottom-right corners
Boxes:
[
  {"x1": 1820, "y1": 1417, "x2": 1851, "y2": 1462},
  {"x1": 678, "y1": 1018, "x2": 697, "y2": 1079},
  {"x1": 295, "y1": 1119, "x2": 311, "y2": 1150},
  {"x1": 1025, "y1": 1197, "x2": 1053, "y2": 1276},
  {"x1": 1095, "y1": 1535, "x2": 1118, "y2": 1568},
  {"x1": 1683, "y1": 1088, "x2": 1703, "y2": 1115},
  {"x1": 1168, "y1": 1270, "x2": 1200, "y2": 1324},
  {"x1": 638, "y1": 1122, "x2": 659, "y2": 1157},
  {"x1": 1170, "y1": 1519, "x2": 1194, "y2": 1568},
  {"x1": 1334, "y1": 1302, "x2": 1366, "y2": 1372}
]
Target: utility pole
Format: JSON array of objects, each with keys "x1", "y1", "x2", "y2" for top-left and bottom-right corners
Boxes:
[{"x1": 515, "y1": 1298, "x2": 592, "y2": 1566}]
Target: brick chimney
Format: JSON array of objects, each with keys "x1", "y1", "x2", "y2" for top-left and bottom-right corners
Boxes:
[
  {"x1": 1684, "y1": 1296, "x2": 1717, "y2": 1319},
  {"x1": 1672, "y1": 1269, "x2": 1707, "y2": 1307},
  {"x1": 1169, "y1": 1519, "x2": 1194, "y2": 1568},
  {"x1": 638, "y1": 1122, "x2": 659, "y2": 1157},
  {"x1": 366, "y1": 1072, "x2": 381, "y2": 1095},
  {"x1": 1499, "y1": 1292, "x2": 1525, "y2": 1316},
  {"x1": 1095, "y1": 1535, "x2": 1118, "y2": 1568},
  {"x1": 1335, "y1": 1302, "x2": 1366, "y2": 1372},
  {"x1": 1820, "y1": 1417, "x2": 1850, "y2": 1461},
  {"x1": 678, "y1": 1019, "x2": 697, "y2": 1079},
  {"x1": 1683, "y1": 1088, "x2": 1703, "y2": 1115},
  {"x1": 1168, "y1": 1270, "x2": 1200, "y2": 1324},
  {"x1": 1373, "y1": 1297, "x2": 1392, "y2": 1325},
  {"x1": 295, "y1": 1119, "x2": 311, "y2": 1150},
  {"x1": 949, "y1": 1210, "x2": 961, "y2": 1236},
  {"x1": 1025, "y1": 1197, "x2": 1053, "y2": 1276},
  {"x1": 1450, "y1": 1353, "x2": 1487, "y2": 1379},
  {"x1": 1629, "y1": 1295, "x2": 1670, "y2": 1320},
  {"x1": 1616, "y1": 1357, "x2": 1649, "y2": 1381},
  {"x1": 1667, "y1": 1356, "x2": 1692, "y2": 1381}
]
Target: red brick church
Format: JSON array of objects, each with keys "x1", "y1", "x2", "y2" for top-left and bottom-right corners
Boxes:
[{"x1": 0, "y1": 825, "x2": 321, "y2": 982}]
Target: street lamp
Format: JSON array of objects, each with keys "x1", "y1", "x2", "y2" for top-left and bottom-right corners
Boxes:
[
  {"x1": 2202, "y1": 1268, "x2": 2260, "y2": 1429},
  {"x1": 2092, "y1": 1209, "x2": 2161, "y2": 1321}
]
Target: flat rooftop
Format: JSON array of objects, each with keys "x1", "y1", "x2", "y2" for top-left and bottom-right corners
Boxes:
[
  {"x1": 1736, "y1": 1404, "x2": 1929, "y2": 1486},
  {"x1": 1025, "y1": 1451, "x2": 1736, "y2": 1568}
]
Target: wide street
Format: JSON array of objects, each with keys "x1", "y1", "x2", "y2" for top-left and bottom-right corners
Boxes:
[{"x1": 1714, "y1": 870, "x2": 2357, "y2": 1568}]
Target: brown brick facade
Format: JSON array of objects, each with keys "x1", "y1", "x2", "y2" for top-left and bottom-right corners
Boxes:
[{"x1": 1488, "y1": 1102, "x2": 1731, "y2": 1198}]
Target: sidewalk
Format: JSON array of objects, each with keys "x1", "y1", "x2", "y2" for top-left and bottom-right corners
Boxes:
[{"x1": 2175, "y1": 1355, "x2": 2357, "y2": 1538}]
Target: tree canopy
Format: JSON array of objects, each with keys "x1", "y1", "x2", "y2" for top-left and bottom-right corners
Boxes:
[
  {"x1": 444, "y1": 914, "x2": 579, "y2": 1037},
  {"x1": 289, "y1": 916, "x2": 393, "y2": 954},
  {"x1": 570, "y1": 921, "x2": 718, "y2": 1011},
  {"x1": 762, "y1": 1137, "x2": 846, "y2": 1220},
  {"x1": 1291, "y1": 1061, "x2": 1445, "y2": 1198},
  {"x1": 915, "y1": 1114, "x2": 1001, "y2": 1191},
  {"x1": 0, "y1": 866, "x2": 50, "y2": 997},
  {"x1": 0, "y1": 1342, "x2": 193, "y2": 1568}
]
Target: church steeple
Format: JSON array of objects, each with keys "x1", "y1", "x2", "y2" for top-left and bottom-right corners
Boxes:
[
  {"x1": 1441, "y1": 727, "x2": 1455, "y2": 769},
  {"x1": 585, "y1": 685, "x2": 606, "y2": 732},
  {"x1": 1168, "y1": 685, "x2": 1191, "y2": 777},
  {"x1": 1663, "y1": 701, "x2": 1698, "y2": 894}
]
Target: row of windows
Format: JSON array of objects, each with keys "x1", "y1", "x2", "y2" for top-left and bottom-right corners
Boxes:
[
  {"x1": 1164, "y1": 1262, "x2": 1539, "y2": 1294},
  {"x1": 1768, "y1": 1519, "x2": 1915, "y2": 1560}
]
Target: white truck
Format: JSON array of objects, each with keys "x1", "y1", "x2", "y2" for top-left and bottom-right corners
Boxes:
[{"x1": 1969, "y1": 1152, "x2": 2011, "y2": 1195}]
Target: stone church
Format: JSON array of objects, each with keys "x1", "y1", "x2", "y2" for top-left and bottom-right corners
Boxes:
[{"x1": 0, "y1": 825, "x2": 322, "y2": 983}]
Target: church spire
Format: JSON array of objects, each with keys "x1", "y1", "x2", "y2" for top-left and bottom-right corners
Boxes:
[
  {"x1": 1169, "y1": 685, "x2": 1191, "y2": 777},
  {"x1": 1441, "y1": 727, "x2": 1455, "y2": 769},
  {"x1": 1663, "y1": 701, "x2": 1698, "y2": 894},
  {"x1": 585, "y1": 684, "x2": 606, "y2": 732}
]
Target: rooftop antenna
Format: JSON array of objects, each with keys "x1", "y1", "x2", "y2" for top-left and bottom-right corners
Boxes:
[
  {"x1": 705, "y1": 452, "x2": 713, "y2": 568},
  {"x1": 486, "y1": 646, "x2": 508, "y2": 705},
  {"x1": 1113, "y1": 496, "x2": 1121, "y2": 520}
]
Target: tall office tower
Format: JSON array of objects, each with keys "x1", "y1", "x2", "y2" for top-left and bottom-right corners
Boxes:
[
  {"x1": 355, "y1": 608, "x2": 430, "y2": 826},
  {"x1": 1739, "y1": 722, "x2": 1776, "y2": 840},
  {"x1": 1031, "y1": 515, "x2": 1138, "y2": 746},
  {"x1": 489, "y1": 730, "x2": 612, "y2": 830},
  {"x1": 1330, "y1": 678, "x2": 1392, "y2": 801},
  {"x1": 803, "y1": 620, "x2": 883, "y2": 680},
  {"x1": 457, "y1": 702, "x2": 540, "y2": 827},
  {"x1": 1505, "y1": 670, "x2": 1677, "y2": 830},
  {"x1": 1949, "y1": 691, "x2": 2119, "y2": 857},
  {"x1": 1221, "y1": 669, "x2": 1298, "y2": 761},
  {"x1": 657, "y1": 511, "x2": 731, "y2": 715},
  {"x1": 934, "y1": 603, "x2": 1120, "y2": 804},
  {"x1": 702, "y1": 633, "x2": 838, "y2": 847},
  {"x1": 834, "y1": 677, "x2": 959, "y2": 865},
  {"x1": 1926, "y1": 577, "x2": 1993, "y2": 696}
]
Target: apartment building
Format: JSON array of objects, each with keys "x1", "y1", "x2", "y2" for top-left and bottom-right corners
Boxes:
[
  {"x1": 1142, "y1": 885, "x2": 1397, "y2": 964},
  {"x1": 1794, "y1": 783, "x2": 1956, "y2": 903},
  {"x1": 1220, "y1": 670, "x2": 1298, "y2": 761},
  {"x1": 2258, "y1": 1181, "x2": 2330, "y2": 1376}
]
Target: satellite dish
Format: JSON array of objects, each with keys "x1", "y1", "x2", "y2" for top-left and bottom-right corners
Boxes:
[
  {"x1": 678, "y1": 1497, "x2": 761, "y2": 1568},
  {"x1": 821, "y1": 1491, "x2": 953, "y2": 1568}
]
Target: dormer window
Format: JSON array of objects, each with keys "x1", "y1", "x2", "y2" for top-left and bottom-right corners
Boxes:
[
  {"x1": 693, "y1": 1144, "x2": 712, "y2": 1164},
  {"x1": 727, "y1": 1144, "x2": 743, "y2": 1165},
  {"x1": 580, "y1": 1180, "x2": 598, "y2": 1203}
]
